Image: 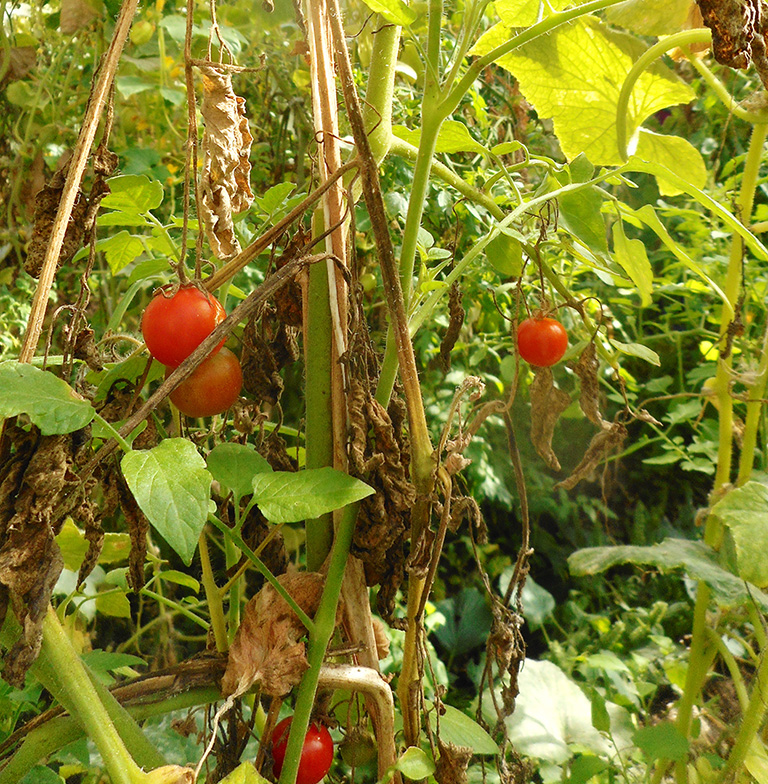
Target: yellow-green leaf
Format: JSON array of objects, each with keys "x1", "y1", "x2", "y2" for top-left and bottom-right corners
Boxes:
[
  {"x1": 611, "y1": 221, "x2": 653, "y2": 306},
  {"x1": 633, "y1": 129, "x2": 707, "y2": 196}
]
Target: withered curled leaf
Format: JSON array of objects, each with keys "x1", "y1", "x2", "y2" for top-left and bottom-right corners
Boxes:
[
  {"x1": 529, "y1": 367, "x2": 571, "y2": 471},
  {"x1": 199, "y1": 65, "x2": 254, "y2": 260},
  {"x1": 571, "y1": 342, "x2": 605, "y2": 427},
  {"x1": 221, "y1": 571, "x2": 329, "y2": 699},
  {"x1": 555, "y1": 421, "x2": 627, "y2": 491}
]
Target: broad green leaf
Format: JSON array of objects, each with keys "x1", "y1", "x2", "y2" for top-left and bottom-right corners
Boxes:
[
  {"x1": 711, "y1": 482, "x2": 768, "y2": 588},
  {"x1": 159, "y1": 87, "x2": 186, "y2": 106},
  {"x1": 611, "y1": 221, "x2": 653, "y2": 306},
  {"x1": 568, "y1": 537, "x2": 768, "y2": 612},
  {"x1": 605, "y1": 0, "x2": 694, "y2": 36},
  {"x1": 95, "y1": 590, "x2": 131, "y2": 618},
  {"x1": 252, "y1": 467, "x2": 374, "y2": 523},
  {"x1": 634, "y1": 129, "x2": 707, "y2": 197},
  {"x1": 483, "y1": 659, "x2": 611, "y2": 764},
  {"x1": 102, "y1": 174, "x2": 164, "y2": 213},
  {"x1": 568, "y1": 755, "x2": 610, "y2": 784},
  {"x1": 745, "y1": 738, "x2": 768, "y2": 784},
  {"x1": 590, "y1": 692, "x2": 611, "y2": 733},
  {"x1": 20, "y1": 766, "x2": 66, "y2": 784},
  {"x1": 558, "y1": 184, "x2": 608, "y2": 254},
  {"x1": 633, "y1": 722, "x2": 689, "y2": 761},
  {"x1": 121, "y1": 439, "x2": 212, "y2": 565},
  {"x1": 218, "y1": 762, "x2": 270, "y2": 784},
  {"x1": 471, "y1": 17, "x2": 694, "y2": 164},
  {"x1": 438, "y1": 705, "x2": 499, "y2": 755},
  {"x1": 433, "y1": 588, "x2": 493, "y2": 657},
  {"x1": 396, "y1": 747, "x2": 435, "y2": 778},
  {"x1": 116, "y1": 75, "x2": 154, "y2": 98},
  {"x1": 56, "y1": 519, "x2": 132, "y2": 571},
  {"x1": 255, "y1": 182, "x2": 296, "y2": 216},
  {"x1": 393, "y1": 120, "x2": 487, "y2": 155},
  {"x1": 0, "y1": 361, "x2": 94, "y2": 434},
  {"x1": 99, "y1": 231, "x2": 145, "y2": 273},
  {"x1": 97, "y1": 211, "x2": 151, "y2": 227},
  {"x1": 609, "y1": 339, "x2": 660, "y2": 366},
  {"x1": 485, "y1": 231, "x2": 523, "y2": 277},
  {"x1": 207, "y1": 443, "x2": 273, "y2": 504},
  {"x1": 359, "y1": 0, "x2": 416, "y2": 25},
  {"x1": 494, "y1": 0, "x2": 571, "y2": 27}
]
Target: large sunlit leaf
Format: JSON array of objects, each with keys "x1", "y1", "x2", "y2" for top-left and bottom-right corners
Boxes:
[
  {"x1": 252, "y1": 467, "x2": 374, "y2": 524},
  {"x1": 569, "y1": 537, "x2": 768, "y2": 612},
  {"x1": 122, "y1": 439, "x2": 212, "y2": 565},
  {"x1": 711, "y1": 482, "x2": 768, "y2": 588},
  {"x1": 101, "y1": 174, "x2": 164, "y2": 213},
  {"x1": 218, "y1": 762, "x2": 270, "y2": 783},
  {"x1": 470, "y1": 16, "x2": 694, "y2": 164},
  {"x1": 604, "y1": 0, "x2": 695, "y2": 36},
  {"x1": 494, "y1": 0, "x2": 572, "y2": 27},
  {"x1": 98, "y1": 230, "x2": 145, "y2": 274},
  {"x1": 0, "y1": 361, "x2": 95, "y2": 435},
  {"x1": 438, "y1": 705, "x2": 499, "y2": 755}
]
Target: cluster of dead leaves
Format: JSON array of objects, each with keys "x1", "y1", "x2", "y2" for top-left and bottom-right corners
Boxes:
[
  {"x1": 528, "y1": 343, "x2": 630, "y2": 490},
  {"x1": 199, "y1": 65, "x2": 254, "y2": 259}
]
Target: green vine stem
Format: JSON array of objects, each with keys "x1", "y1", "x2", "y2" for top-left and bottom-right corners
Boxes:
[
  {"x1": 277, "y1": 503, "x2": 357, "y2": 784},
  {"x1": 39, "y1": 607, "x2": 148, "y2": 784},
  {"x1": 198, "y1": 529, "x2": 229, "y2": 653}
]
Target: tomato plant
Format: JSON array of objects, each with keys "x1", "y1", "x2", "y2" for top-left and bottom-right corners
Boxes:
[
  {"x1": 141, "y1": 283, "x2": 226, "y2": 368},
  {"x1": 516, "y1": 317, "x2": 568, "y2": 367},
  {"x1": 271, "y1": 716, "x2": 334, "y2": 784},
  {"x1": 167, "y1": 347, "x2": 242, "y2": 417}
]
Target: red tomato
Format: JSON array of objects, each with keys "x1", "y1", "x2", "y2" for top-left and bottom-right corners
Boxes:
[
  {"x1": 142, "y1": 284, "x2": 226, "y2": 368},
  {"x1": 271, "y1": 716, "x2": 334, "y2": 784},
  {"x1": 167, "y1": 347, "x2": 242, "y2": 417},
  {"x1": 517, "y1": 317, "x2": 568, "y2": 367}
]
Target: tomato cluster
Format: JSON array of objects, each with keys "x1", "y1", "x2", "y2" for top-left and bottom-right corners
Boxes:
[
  {"x1": 271, "y1": 716, "x2": 334, "y2": 784},
  {"x1": 141, "y1": 284, "x2": 242, "y2": 417},
  {"x1": 516, "y1": 316, "x2": 568, "y2": 367}
]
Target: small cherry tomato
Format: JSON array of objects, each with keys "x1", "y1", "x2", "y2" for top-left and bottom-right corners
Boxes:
[
  {"x1": 271, "y1": 716, "x2": 334, "y2": 784},
  {"x1": 517, "y1": 316, "x2": 568, "y2": 367},
  {"x1": 167, "y1": 347, "x2": 242, "y2": 417},
  {"x1": 142, "y1": 284, "x2": 226, "y2": 368}
]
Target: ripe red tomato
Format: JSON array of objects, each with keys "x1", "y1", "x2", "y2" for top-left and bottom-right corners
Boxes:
[
  {"x1": 517, "y1": 316, "x2": 568, "y2": 367},
  {"x1": 142, "y1": 284, "x2": 226, "y2": 368},
  {"x1": 271, "y1": 716, "x2": 334, "y2": 784},
  {"x1": 167, "y1": 347, "x2": 242, "y2": 417}
]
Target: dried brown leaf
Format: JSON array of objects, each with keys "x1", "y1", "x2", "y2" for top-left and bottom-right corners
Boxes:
[
  {"x1": 221, "y1": 571, "x2": 329, "y2": 698},
  {"x1": 60, "y1": 0, "x2": 99, "y2": 33},
  {"x1": 435, "y1": 740, "x2": 473, "y2": 784},
  {"x1": 555, "y1": 421, "x2": 628, "y2": 491},
  {"x1": 200, "y1": 65, "x2": 254, "y2": 259},
  {"x1": 529, "y1": 367, "x2": 571, "y2": 471},
  {"x1": 437, "y1": 282, "x2": 465, "y2": 373},
  {"x1": 571, "y1": 342, "x2": 605, "y2": 426}
]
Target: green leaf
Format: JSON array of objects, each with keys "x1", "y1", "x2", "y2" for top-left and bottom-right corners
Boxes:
[
  {"x1": 116, "y1": 75, "x2": 154, "y2": 98},
  {"x1": 20, "y1": 766, "x2": 66, "y2": 784},
  {"x1": 207, "y1": 443, "x2": 273, "y2": 504},
  {"x1": 438, "y1": 705, "x2": 499, "y2": 755},
  {"x1": 434, "y1": 588, "x2": 493, "y2": 657},
  {"x1": 590, "y1": 692, "x2": 611, "y2": 734},
  {"x1": 711, "y1": 482, "x2": 768, "y2": 588},
  {"x1": 611, "y1": 221, "x2": 653, "y2": 306},
  {"x1": 97, "y1": 211, "x2": 151, "y2": 227},
  {"x1": 102, "y1": 174, "x2": 163, "y2": 213},
  {"x1": 558, "y1": 184, "x2": 608, "y2": 254},
  {"x1": 494, "y1": 0, "x2": 571, "y2": 26},
  {"x1": 252, "y1": 467, "x2": 374, "y2": 523},
  {"x1": 218, "y1": 762, "x2": 270, "y2": 784},
  {"x1": 0, "y1": 361, "x2": 95, "y2": 435},
  {"x1": 568, "y1": 755, "x2": 610, "y2": 784},
  {"x1": 485, "y1": 231, "x2": 523, "y2": 277},
  {"x1": 633, "y1": 722, "x2": 689, "y2": 761},
  {"x1": 99, "y1": 230, "x2": 145, "y2": 274},
  {"x1": 95, "y1": 590, "x2": 131, "y2": 618},
  {"x1": 609, "y1": 339, "x2": 660, "y2": 366},
  {"x1": 158, "y1": 569, "x2": 200, "y2": 592},
  {"x1": 358, "y1": 0, "x2": 416, "y2": 25},
  {"x1": 498, "y1": 572, "x2": 556, "y2": 627},
  {"x1": 568, "y1": 537, "x2": 768, "y2": 612},
  {"x1": 393, "y1": 120, "x2": 487, "y2": 155},
  {"x1": 56, "y1": 519, "x2": 132, "y2": 571},
  {"x1": 471, "y1": 16, "x2": 694, "y2": 164},
  {"x1": 254, "y1": 182, "x2": 296, "y2": 216},
  {"x1": 634, "y1": 129, "x2": 707, "y2": 197},
  {"x1": 396, "y1": 747, "x2": 435, "y2": 778},
  {"x1": 121, "y1": 439, "x2": 212, "y2": 565},
  {"x1": 81, "y1": 650, "x2": 145, "y2": 674},
  {"x1": 605, "y1": 0, "x2": 693, "y2": 36}
]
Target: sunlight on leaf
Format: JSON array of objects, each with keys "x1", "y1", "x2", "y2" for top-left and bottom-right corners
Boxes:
[
  {"x1": 611, "y1": 221, "x2": 653, "y2": 306},
  {"x1": 494, "y1": 0, "x2": 571, "y2": 27},
  {"x1": 102, "y1": 174, "x2": 163, "y2": 213},
  {"x1": 393, "y1": 120, "x2": 487, "y2": 154},
  {"x1": 634, "y1": 129, "x2": 707, "y2": 196},
  {"x1": 359, "y1": 0, "x2": 416, "y2": 25},
  {"x1": 207, "y1": 442, "x2": 273, "y2": 504}
]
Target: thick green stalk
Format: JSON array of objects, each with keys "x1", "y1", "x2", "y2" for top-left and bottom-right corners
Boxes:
[
  {"x1": 39, "y1": 608, "x2": 147, "y2": 784},
  {"x1": 199, "y1": 530, "x2": 229, "y2": 652},
  {"x1": 736, "y1": 319, "x2": 768, "y2": 485},
  {"x1": 277, "y1": 503, "x2": 357, "y2": 784},
  {"x1": 305, "y1": 243, "x2": 335, "y2": 571},
  {"x1": 362, "y1": 22, "x2": 401, "y2": 163}
]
